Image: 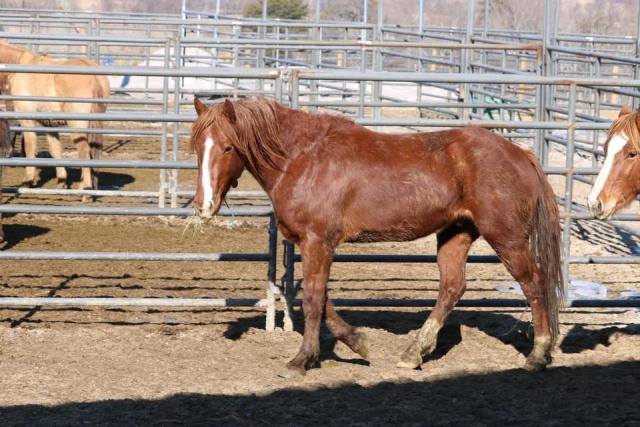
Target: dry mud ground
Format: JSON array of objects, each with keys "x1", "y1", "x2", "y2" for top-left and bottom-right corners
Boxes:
[{"x1": 0, "y1": 134, "x2": 639, "y2": 426}]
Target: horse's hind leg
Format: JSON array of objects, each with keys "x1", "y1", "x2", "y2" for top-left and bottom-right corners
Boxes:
[
  {"x1": 45, "y1": 132, "x2": 67, "y2": 188},
  {"x1": 89, "y1": 131, "x2": 102, "y2": 190},
  {"x1": 398, "y1": 221, "x2": 477, "y2": 369},
  {"x1": 70, "y1": 131, "x2": 92, "y2": 190},
  {"x1": 325, "y1": 299, "x2": 368, "y2": 359},
  {"x1": 485, "y1": 239, "x2": 552, "y2": 371},
  {"x1": 68, "y1": 119, "x2": 95, "y2": 190},
  {"x1": 21, "y1": 128, "x2": 37, "y2": 186}
]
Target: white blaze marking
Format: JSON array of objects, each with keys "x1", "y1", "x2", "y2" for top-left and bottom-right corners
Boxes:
[
  {"x1": 201, "y1": 136, "x2": 214, "y2": 209},
  {"x1": 588, "y1": 133, "x2": 628, "y2": 205}
]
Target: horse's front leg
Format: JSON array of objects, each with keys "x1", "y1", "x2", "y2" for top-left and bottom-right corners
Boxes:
[
  {"x1": 70, "y1": 130, "x2": 92, "y2": 191},
  {"x1": 45, "y1": 132, "x2": 67, "y2": 188},
  {"x1": 287, "y1": 234, "x2": 333, "y2": 374},
  {"x1": 19, "y1": 125, "x2": 37, "y2": 186}
]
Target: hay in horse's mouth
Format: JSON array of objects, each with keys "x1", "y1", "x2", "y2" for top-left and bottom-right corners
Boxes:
[{"x1": 182, "y1": 210, "x2": 206, "y2": 238}]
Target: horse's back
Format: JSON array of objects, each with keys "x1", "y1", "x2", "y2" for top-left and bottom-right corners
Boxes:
[
  {"x1": 11, "y1": 53, "x2": 107, "y2": 112},
  {"x1": 274, "y1": 122, "x2": 546, "y2": 244}
]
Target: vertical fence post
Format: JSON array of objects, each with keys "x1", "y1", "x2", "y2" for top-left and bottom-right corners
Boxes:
[
  {"x1": 159, "y1": 40, "x2": 171, "y2": 209},
  {"x1": 144, "y1": 26, "x2": 152, "y2": 95},
  {"x1": 460, "y1": 0, "x2": 475, "y2": 121},
  {"x1": 232, "y1": 23, "x2": 240, "y2": 96},
  {"x1": 534, "y1": 41, "x2": 545, "y2": 159},
  {"x1": 290, "y1": 70, "x2": 300, "y2": 108},
  {"x1": 274, "y1": 73, "x2": 283, "y2": 103},
  {"x1": 92, "y1": 18, "x2": 100, "y2": 63},
  {"x1": 171, "y1": 37, "x2": 182, "y2": 208},
  {"x1": 417, "y1": 0, "x2": 425, "y2": 119},
  {"x1": 591, "y1": 57, "x2": 602, "y2": 169},
  {"x1": 372, "y1": 0, "x2": 384, "y2": 124},
  {"x1": 634, "y1": 0, "x2": 640, "y2": 110},
  {"x1": 282, "y1": 239, "x2": 296, "y2": 328},
  {"x1": 359, "y1": 0, "x2": 368, "y2": 118},
  {"x1": 540, "y1": 0, "x2": 557, "y2": 166},
  {"x1": 256, "y1": 0, "x2": 267, "y2": 95},
  {"x1": 562, "y1": 83, "x2": 577, "y2": 286},
  {"x1": 281, "y1": 72, "x2": 298, "y2": 330},
  {"x1": 306, "y1": 0, "x2": 321, "y2": 112},
  {"x1": 266, "y1": 214, "x2": 278, "y2": 331}
]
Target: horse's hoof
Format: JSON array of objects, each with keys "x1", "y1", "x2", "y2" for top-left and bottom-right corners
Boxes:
[
  {"x1": 20, "y1": 179, "x2": 35, "y2": 188},
  {"x1": 284, "y1": 362, "x2": 307, "y2": 377},
  {"x1": 523, "y1": 357, "x2": 549, "y2": 372},
  {"x1": 56, "y1": 178, "x2": 68, "y2": 189},
  {"x1": 397, "y1": 349, "x2": 422, "y2": 369},
  {"x1": 350, "y1": 330, "x2": 369, "y2": 360},
  {"x1": 286, "y1": 351, "x2": 319, "y2": 374},
  {"x1": 81, "y1": 195, "x2": 94, "y2": 203},
  {"x1": 396, "y1": 357, "x2": 421, "y2": 369},
  {"x1": 397, "y1": 339, "x2": 423, "y2": 369}
]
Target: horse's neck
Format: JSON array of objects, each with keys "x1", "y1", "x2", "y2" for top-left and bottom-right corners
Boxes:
[
  {"x1": 244, "y1": 106, "x2": 322, "y2": 193},
  {"x1": 0, "y1": 45, "x2": 28, "y2": 64},
  {"x1": 247, "y1": 105, "x2": 308, "y2": 193}
]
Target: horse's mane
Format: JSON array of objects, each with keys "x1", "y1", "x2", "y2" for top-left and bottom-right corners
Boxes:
[
  {"x1": 609, "y1": 111, "x2": 640, "y2": 152},
  {"x1": 191, "y1": 97, "x2": 286, "y2": 171}
]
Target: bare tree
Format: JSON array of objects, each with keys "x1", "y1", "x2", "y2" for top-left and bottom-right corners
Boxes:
[{"x1": 489, "y1": 0, "x2": 543, "y2": 32}]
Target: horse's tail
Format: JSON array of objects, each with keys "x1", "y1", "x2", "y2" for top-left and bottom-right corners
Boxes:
[
  {"x1": 88, "y1": 76, "x2": 109, "y2": 188},
  {"x1": 525, "y1": 150, "x2": 565, "y2": 346}
]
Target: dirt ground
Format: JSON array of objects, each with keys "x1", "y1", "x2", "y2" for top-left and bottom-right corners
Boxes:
[{"x1": 0, "y1": 134, "x2": 640, "y2": 425}]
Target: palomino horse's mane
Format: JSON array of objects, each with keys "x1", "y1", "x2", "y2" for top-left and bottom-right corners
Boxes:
[
  {"x1": 608, "y1": 111, "x2": 640, "y2": 152},
  {"x1": 191, "y1": 97, "x2": 286, "y2": 171}
]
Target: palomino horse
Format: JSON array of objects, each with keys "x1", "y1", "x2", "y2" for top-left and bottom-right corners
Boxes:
[
  {"x1": 0, "y1": 40, "x2": 109, "y2": 192},
  {"x1": 190, "y1": 98, "x2": 564, "y2": 374},
  {"x1": 0, "y1": 117, "x2": 12, "y2": 242},
  {"x1": 588, "y1": 106, "x2": 640, "y2": 219}
]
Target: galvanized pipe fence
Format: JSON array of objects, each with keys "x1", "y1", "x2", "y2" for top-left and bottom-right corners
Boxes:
[{"x1": 1, "y1": 3, "x2": 640, "y2": 329}]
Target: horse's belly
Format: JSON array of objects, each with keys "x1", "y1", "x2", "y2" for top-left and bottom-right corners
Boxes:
[{"x1": 345, "y1": 206, "x2": 451, "y2": 243}]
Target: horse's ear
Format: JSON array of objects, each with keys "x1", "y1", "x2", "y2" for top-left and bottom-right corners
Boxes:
[
  {"x1": 194, "y1": 98, "x2": 207, "y2": 116},
  {"x1": 222, "y1": 99, "x2": 236, "y2": 124},
  {"x1": 619, "y1": 105, "x2": 632, "y2": 117}
]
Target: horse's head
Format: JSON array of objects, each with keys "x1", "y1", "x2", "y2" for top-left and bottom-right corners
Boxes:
[
  {"x1": 190, "y1": 98, "x2": 244, "y2": 218},
  {"x1": 588, "y1": 106, "x2": 640, "y2": 219}
]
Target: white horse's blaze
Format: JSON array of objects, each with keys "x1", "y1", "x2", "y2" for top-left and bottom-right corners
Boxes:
[
  {"x1": 201, "y1": 136, "x2": 214, "y2": 210},
  {"x1": 588, "y1": 133, "x2": 628, "y2": 206}
]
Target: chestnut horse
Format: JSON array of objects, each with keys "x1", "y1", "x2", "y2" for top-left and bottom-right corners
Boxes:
[
  {"x1": 0, "y1": 40, "x2": 109, "y2": 192},
  {"x1": 190, "y1": 97, "x2": 564, "y2": 374},
  {"x1": 588, "y1": 106, "x2": 640, "y2": 219}
]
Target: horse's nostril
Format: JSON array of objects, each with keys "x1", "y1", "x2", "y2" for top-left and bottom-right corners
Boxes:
[{"x1": 596, "y1": 200, "x2": 603, "y2": 213}]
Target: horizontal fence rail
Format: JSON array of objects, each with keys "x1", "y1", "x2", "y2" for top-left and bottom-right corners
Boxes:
[{"x1": 1, "y1": 4, "x2": 640, "y2": 330}]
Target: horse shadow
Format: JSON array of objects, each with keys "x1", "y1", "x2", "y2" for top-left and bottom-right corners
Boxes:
[
  {"x1": 224, "y1": 308, "x2": 533, "y2": 365},
  {"x1": 560, "y1": 323, "x2": 640, "y2": 353},
  {"x1": 0, "y1": 223, "x2": 49, "y2": 250},
  {"x1": 225, "y1": 307, "x2": 640, "y2": 366},
  {"x1": 34, "y1": 167, "x2": 135, "y2": 191}
]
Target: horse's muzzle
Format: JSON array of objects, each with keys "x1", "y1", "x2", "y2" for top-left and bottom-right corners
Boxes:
[
  {"x1": 194, "y1": 205, "x2": 213, "y2": 219},
  {"x1": 588, "y1": 198, "x2": 604, "y2": 219}
]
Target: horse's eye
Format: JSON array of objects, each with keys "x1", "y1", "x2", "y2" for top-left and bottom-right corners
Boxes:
[
  {"x1": 627, "y1": 151, "x2": 637, "y2": 159},
  {"x1": 224, "y1": 146, "x2": 233, "y2": 153}
]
